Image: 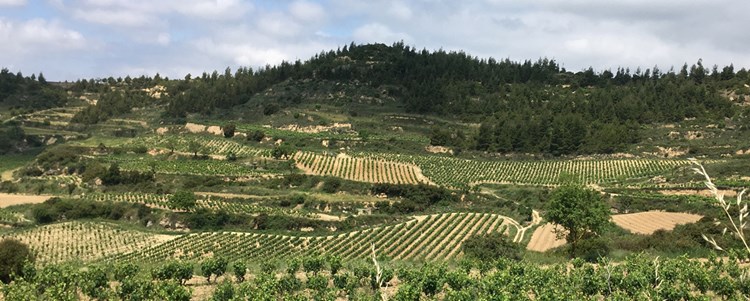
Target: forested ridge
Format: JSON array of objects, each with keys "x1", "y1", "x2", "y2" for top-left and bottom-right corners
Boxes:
[
  {"x1": 60, "y1": 42, "x2": 750, "y2": 155},
  {"x1": 0, "y1": 68, "x2": 66, "y2": 110}
]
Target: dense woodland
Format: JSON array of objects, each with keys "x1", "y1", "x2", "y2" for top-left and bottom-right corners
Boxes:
[{"x1": 16, "y1": 42, "x2": 750, "y2": 156}]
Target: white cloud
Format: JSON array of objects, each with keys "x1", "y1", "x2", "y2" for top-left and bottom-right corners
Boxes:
[
  {"x1": 72, "y1": 8, "x2": 158, "y2": 27},
  {"x1": 193, "y1": 38, "x2": 288, "y2": 66},
  {"x1": 0, "y1": 18, "x2": 86, "y2": 54},
  {"x1": 175, "y1": 0, "x2": 251, "y2": 20},
  {"x1": 387, "y1": 2, "x2": 412, "y2": 20},
  {"x1": 353, "y1": 23, "x2": 411, "y2": 44},
  {"x1": 0, "y1": 0, "x2": 26, "y2": 6},
  {"x1": 257, "y1": 13, "x2": 303, "y2": 37},
  {"x1": 289, "y1": 0, "x2": 326, "y2": 23},
  {"x1": 4, "y1": 0, "x2": 750, "y2": 80}
]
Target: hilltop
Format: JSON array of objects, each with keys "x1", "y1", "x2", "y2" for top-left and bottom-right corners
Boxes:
[{"x1": 1, "y1": 42, "x2": 750, "y2": 299}]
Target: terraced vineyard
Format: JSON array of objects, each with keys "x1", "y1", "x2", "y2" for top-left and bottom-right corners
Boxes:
[
  {"x1": 109, "y1": 156, "x2": 280, "y2": 178},
  {"x1": 81, "y1": 192, "x2": 306, "y2": 217},
  {"x1": 0, "y1": 221, "x2": 175, "y2": 264},
  {"x1": 361, "y1": 153, "x2": 693, "y2": 187},
  {"x1": 138, "y1": 134, "x2": 270, "y2": 158},
  {"x1": 115, "y1": 212, "x2": 514, "y2": 263},
  {"x1": 294, "y1": 152, "x2": 429, "y2": 185}
]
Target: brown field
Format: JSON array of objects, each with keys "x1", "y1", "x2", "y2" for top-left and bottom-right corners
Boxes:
[
  {"x1": 526, "y1": 223, "x2": 567, "y2": 252},
  {"x1": 527, "y1": 211, "x2": 704, "y2": 252},
  {"x1": 0, "y1": 193, "x2": 53, "y2": 208},
  {"x1": 612, "y1": 211, "x2": 703, "y2": 235}
]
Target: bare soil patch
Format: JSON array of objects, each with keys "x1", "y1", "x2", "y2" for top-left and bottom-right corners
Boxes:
[
  {"x1": 659, "y1": 189, "x2": 737, "y2": 198},
  {"x1": 612, "y1": 211, "x2": 703, "y2": 235},
  {"x1": 526, "y1": 223, "x2": 566, "y2": 252},
  {"x1": 0, "y1": 193, "x2": 53, "y2": 208}
]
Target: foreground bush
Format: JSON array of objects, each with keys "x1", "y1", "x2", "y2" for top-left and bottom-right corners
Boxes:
[{"x1": 0, "y1": 239, "x2": 34, "y2": 284}]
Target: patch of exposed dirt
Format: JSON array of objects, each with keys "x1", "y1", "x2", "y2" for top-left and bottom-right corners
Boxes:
[
  {"x1": 659, "y1": 189, "x2": 737, "y2": 198},
  {"x1": 315, "y1": 213, "x2": 343, "y2": 222},
  {"x1": 425, "y1": 145, "x2": 453, "y2": 155},
  {"x1": 278, "y1": 122, "x2": 352, "y2": 134},
  {"x1": 0, "y1": 193, "x2": 54, "y2": 208},
  {"x1": 206, "y1": 126, "x2": 222, "y2": 135},
  {"x1": 612, "y1": 211, "x2": 703, "y2": 235},
  {"x1": 526, "y1": 223, "x2": 567, "y2": 252},
  {"x1": 185, "y1": 123, "x2": 206, "y2": 133}
]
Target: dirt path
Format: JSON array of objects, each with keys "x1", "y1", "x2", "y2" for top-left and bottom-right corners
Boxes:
[
  {"x1": 0, "y1": 193, "x2": 54, "y2": 208},
  {"x1": 514, "y1": 210, "x2": 542, "y2": 243}
]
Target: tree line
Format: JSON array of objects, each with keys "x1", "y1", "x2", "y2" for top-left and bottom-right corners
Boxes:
[{"x1": 63, "y1": 42, "x2": 750, "y2": 155}]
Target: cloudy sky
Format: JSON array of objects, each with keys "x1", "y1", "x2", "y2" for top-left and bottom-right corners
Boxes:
[{"x1": 2, "y1": 0, "x2": 749, "y2": 81}]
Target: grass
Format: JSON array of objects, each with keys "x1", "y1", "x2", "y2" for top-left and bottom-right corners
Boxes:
[{"x1": 0, "y1": 152, "x2": 38, "y2": 172}]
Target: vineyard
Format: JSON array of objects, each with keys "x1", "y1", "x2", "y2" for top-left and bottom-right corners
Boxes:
[
  {"x1": 0, "y1": 221, "x2": 175, "y2": 264},
  {"x1": 138, "y1": 134, "x2": 270, "y2": 158},
  {"x1": 80, "y1": 192, "x2": 306, "y2": 217},
  {"x1": 108, "y1": 156, "x2": 281, "y2": 178},
  {"x1": 293, "y1": 152, "x2": 429, "y2": 185},
  {"x1": 115, "y1": 212, "x2": 516, "y2": 263},
  {"x1": 360, "y1": 153, "x2": 694, "y2": 187}
]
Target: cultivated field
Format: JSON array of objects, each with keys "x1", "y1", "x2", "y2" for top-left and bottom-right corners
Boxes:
[
  {"x1": 611, "y1": 211, "x2": 704, "y2": 235},
  {"x1": 294, "y1": 152, "x2": 429, "y2": 185},
  {"x1": 0, "y1": 221, "x2": 176, "y2": 264},
  {"x1": 0, "y1": 193, "x2": 53, "y2": 208},
  {"x1": 526, "y1": 223, "x2": 567, "y2": 252},
  {"x1": 116, "y1": 212, "x2": 518, "y2": 263},
  {"x1": 361, "y1": 154, "x2": 692, "y2": 187},
  {"x1": 526, "y1": 211, "x2": 704, "y2": 252}
]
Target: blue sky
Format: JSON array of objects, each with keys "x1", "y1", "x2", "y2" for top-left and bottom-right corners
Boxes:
[{"x1": 2, "y1": 0, "x2": 749, "y2": 81}]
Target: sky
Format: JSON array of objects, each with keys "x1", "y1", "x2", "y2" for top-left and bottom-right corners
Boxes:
[{"x1": 1, "y1": 0, "x2": 749, "y2": 81}]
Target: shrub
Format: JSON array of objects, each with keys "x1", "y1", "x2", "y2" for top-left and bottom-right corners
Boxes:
[
  {"x1": 462, "y1": 232, "x2": 522, "y2": 262},
  {"x1": 573, "y1": 236, "x2": 610, "y2": 262},
  {"x1": 321, "y1": 178, "x2": 341, "y2": 193},
  {"x1": 169, "y1": 191, "x2": 197, "y2": 210},
  {"x1": 231, "y1": 261, "x2": 246, "y2": 282},
  {"x1": 222, "y1": 123, "x2": 236, "y2": 138},
  {"x1": 0, "y1": 239, "x2": 35, "y2": 284},
  {"x1": 250, "y1": 130, "x2": 265, "y2": 142},
  {"x1": 132, "y1": 145, "x2": 148, "y2": 154}
]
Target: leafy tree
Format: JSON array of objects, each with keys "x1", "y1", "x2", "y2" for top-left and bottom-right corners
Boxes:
[
  {"x1": 222, "y1": 123, "x2": 236, "y2": 138},
  {"x1": 271, "y1": 145, "x2": 293, "y2": 160},
  {"x1": 545, "y1": 185, "x2": 612, "y2": 257},
  {"x1": 168, "y1": 190, "x2": 197, "y2": 210},
  {"x1": 0, "y1": 239, "x2": 34, "y2": 283},
  {"x1": 201, "y1": 257, "x2": 228, "y2": 284},
  {"x1": 250, "y1": 130, "x2": 265, "y2": 142},
  {"x1": 231, "y1": 261, "x2": 247, "y2": 282},
  {"x1": 188, "y1": 140, "x2": 202, "y2": 158}
]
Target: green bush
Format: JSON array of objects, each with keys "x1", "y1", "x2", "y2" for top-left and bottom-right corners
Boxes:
[
  {"x1": 0, "y1": 239, "x2": 34, "y2": 284},
  {"x1": 462, "y1": 233, "x2": 522, "y2": 262},
  {"x1": 321, "y1": 178, "x2": 341, "y2": 193},
  {"x1": 573, "y1": 237, "x2": 610, "y2": 262},
  {"x1": 169, "y1": 191, "x2": 197, "y2": 210}
]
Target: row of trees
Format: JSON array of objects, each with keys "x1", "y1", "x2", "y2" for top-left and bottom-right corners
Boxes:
[{"x1": 0, "y1": 68, "x2": 66, "y2": 109}]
